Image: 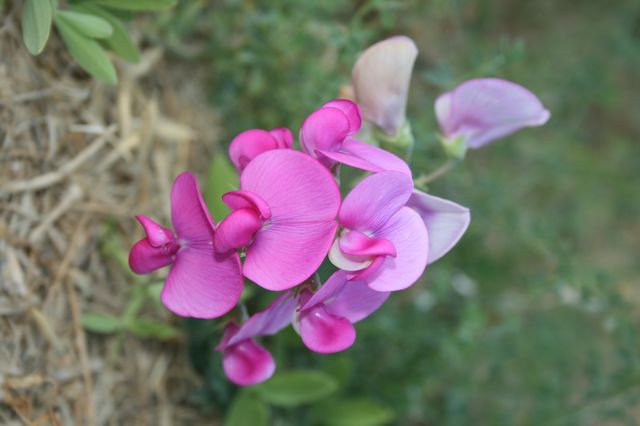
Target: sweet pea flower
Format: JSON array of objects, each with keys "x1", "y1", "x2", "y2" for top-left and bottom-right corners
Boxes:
[
  {"x1": 216, "y1": 293, "x2": 297, "y2": 386},
  {"x1": 214, "y1": 149, "x2": 341, "y2": 291},
  {"x1": 435, "y1": 78, "x2": 551, "y2": 149},
  {"x1": 296, "y1": 271, "x2": 389, "y2": 353},
  {"x1": 352, "y1": 35, "x2": 418, "y2": 136},
  {"x1": 329, "y1": 171, "x2": 429, "y2": 292},
  {"x1": 129, "y1": 172, "x2": 243, "y2": 319},
  {"x1": 300, "y1": 99, "x2": 411, "y2": 174},
  {"x1": 228, "y1": 128, "x2": 293, "y2": 173}
]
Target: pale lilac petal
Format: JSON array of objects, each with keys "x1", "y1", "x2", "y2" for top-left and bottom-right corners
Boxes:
[
  {"x1": 170, "y1": 172, "x2": 215, "y2": 243},
  {"x1": 161, "y1": 245, "x2": 243, "y2": 319},
  {"x1": 300, "y1": 304, "x2": 356, "y2": 354},
  {"x1": 407, "y1": 190, "x2": 470, "y2": 264},
  {"x1": 317, "y1": 138, "x2": 411, "y2": 177},
  {"x1": 302, "y1": 270, "x2": 350, "y2": 309},
  {"x1": 328, "y1": 239, "x2": 372, "y2": 272},
  {"x1": 222, "y1": 190, "x2": 271, "y2": 219},
  {"x1": 135, "y1": 215, "x2": 174, "y2": 247},
  {"x1": 229, "y1": 129, "x2": 279, "y2": 173},
  {"x1": 129, "y1": 239, "x2": 175, "y2": 274},
  {"x1": 269, "y1": 128, "x2": 294, "y2": 149},
  {"x1": 339, "y1": 171, "x2": 413, "y2": 233},
  {"x1": 339, "y1": 230, "x2": 396, "y2": 258},
  {"x1": 214, "y1": 208, "x2": 263, "y2": 252},
  {"x1": 223, "y1": 338, "x2": 275, "y2": 386},
  {"x1": 436, "y1": 78, "x2": 551, "y2": 148},
  {"x1": 299, "y1": 107, "x2": 351, "y2": 166},
  {"x1": 352, "y1": 36, "x2": 418, "y2": 135},
  {"x1": 240, "y1": 150, "x2": 341, "y2": 290},
  {"x1": 322, "y1": 99, "x2": 362, "y2": 134},
  {"x1": 363, "y1": 207, "x2": 429, "y2": 292}
]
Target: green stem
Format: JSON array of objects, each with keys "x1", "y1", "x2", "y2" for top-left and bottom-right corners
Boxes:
[{"x1": 414, "y1": 160, "x2": 459, "y2": 187}]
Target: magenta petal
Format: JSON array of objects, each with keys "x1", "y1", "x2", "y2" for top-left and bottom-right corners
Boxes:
[
  {"x1": 214, "y1": 208, "x2": 263, "y2": 252},
  {"x1": 300, "y1": 304, "x2": 356, "y2": 354},
  {"x1": 223, "y1": 338, "x2": 275, "y2": 386},
  {"x1": 339, "y1": 171, "x2": 413, "y2": 233},
  {"x1": 229, "y1": 129, "x2": 280, "y2": 173},
  {"x1": 135, "y1": 215, "x2": 174, "y2": 247},
  {"x1": 129, "y1": 238, "x2": 175, "y2": 274},
  {"x1": 318, "y1": 137, "x2": 412, "y2": 177},
  {"x1": 269, "y1": 128, "x2": 294, "y2": 149},
  {"x1": 407, "y1": 190, "x2": 470, "y2": 264},
  {"x1": 170, "y1": 172, "x2": 216, "y2": 243},
  {"x1": 339, "y1": 230, "x2": 396, "y2": 258},
  {"x1": 161, "y1": 246, "x2": 243, "y2": 319},
  {"x1": 241, "y1": 150, "x2": 341, "y2": 290},
  {"x1": 222, "y1": 190, "x2": 271, "y2": 219},
  {"x1": 322, "y1": 99, "x2": 362, "y2": 134},
  {"x1": 363, "y1": 207, "x2": 429, "y2": 292},
  {"x1": 300, "y1": 107, "x2": 351, "y2": 165},
  {"x1": 436, "y1": 78, "x2": 551, "y2": 148}
]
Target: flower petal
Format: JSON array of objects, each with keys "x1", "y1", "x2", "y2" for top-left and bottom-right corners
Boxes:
[
  {"x1": 269, "y1": 128, "x2": 294, "y2": 149},
  {"x1": 223, "y1": 338, "x2": 275, "y2": 386},
  {"x1": 128, "y1": 238, "x2": 174, "y2": 274},
  {"x1": 170, "y1": 172, "x2": 216, "y2": 243},
  {"x1": 322, "y1": 99, "x2": 362, "y2": 134},
  {"x1": 300, "y1": 304, "x2": 355, "y2": 354},
  {"x1": 300, "y1": 106, "x2": 351, "y2": 167},
  {"x1": 407, "y1": 190, "x2": 470, "y2": 264},
  {"x1": 135, "y1": 215, "x2": 174, "y2": 247},
  {"x1": 339, "y1": 171, "x2": 413, "y2": 233},
  {"x1": 214, "y1": 208, "x2": 263, "y2": 252},
  {"x1": 363, "y1": 207, "x2": 429, "y2": 292},
  {"x1": 339, "y1": 230, "x2": 396, "y2": 258},
  {"x1": 161, "y1": 245, "x2": 243, "y2": 318},
  {"x1": 436, "y1": 78, "x2": 550, "y2": 148},
  {"x1": 222, "y1": 190, "x2": 271, "y2": 219},
  {"x1": 229, "y1": 129, "x2": 280, "y2": 173},
  {"x1": 352, "y1": 35, "x2": 418, "y2": 135}
]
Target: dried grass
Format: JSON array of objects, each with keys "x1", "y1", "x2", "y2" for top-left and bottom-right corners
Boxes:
[{"x1": 1, "y1": 6, "x2": 223, "y2": 425}]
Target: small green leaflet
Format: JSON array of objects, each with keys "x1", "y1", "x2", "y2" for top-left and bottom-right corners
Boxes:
[
  {"x1": 55, "y1": 10, "x2": 113, "y2": 39},
  {"x1": 87, "y1": 0, "x2": 177, "y2": 11},
  {"x1": 22, "y1": 0, "x2": 53, "y2": 55},
  {"x1": 82, "y1": 313, "x2": 123, "y2": 334},
  {"x1": 225, "y1": 391, "x2": 270, "y2": 426},
  {"x1": 319, "y1": 398, "x2": 395, "y2": 426},
  {"x1": 254, "y1": 370, "x2": 339, "y2": 407}
]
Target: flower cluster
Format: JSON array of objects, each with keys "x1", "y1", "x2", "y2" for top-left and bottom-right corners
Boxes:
[{"x1": 129, "y1": 36, "x2": 549, "y2": 386}]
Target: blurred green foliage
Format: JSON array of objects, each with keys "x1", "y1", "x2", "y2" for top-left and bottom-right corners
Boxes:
[{"x1": 155, "y1": 0, "x2": 640, "y2": 424}]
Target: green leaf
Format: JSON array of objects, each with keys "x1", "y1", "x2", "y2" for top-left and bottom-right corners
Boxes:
[
  {"x1": 225, "y1": 391, "x2": 269, "y2": 426},
  {"x1": 254, "y1": 370, "x2": 338, "y2": 407},
  {"x1": 88, "y1": 0, "x2": 177, "y2": 11},
  {"x1": 22, "y1": 0, "x2": 52, "y2": 55},
  {"x1": 82, "y1": 313, "x2": 123, "y2": 334},
  {"x1": 205, "y1": 155, "x2": 239, "y2": 222},
  {"x1": 55, "y1": 10, "x2": 113, "y2": 39},
  {"x1": 54, "y1": 15, "x2": 117, "y2": 83},
  {"x1": 72, "y1": 4, "x2": 140, "y2": 63},
  {"x1": 319, "y1": 398, "x2": 395, "y2": 426},
  {"x1": 126, "y1": 319, "x2": 179, "y2": 340}
]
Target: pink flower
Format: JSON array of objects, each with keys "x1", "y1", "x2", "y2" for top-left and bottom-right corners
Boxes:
[
  {"x1": 435, "y1": 78, "x2": 551, "y2": 149},
  {"x1": 295, "y1": 271, "x2": 389, "y2": 354},
  {"x1": 329, "y1": 171, "x2": 429, "y2": 292},
  {"x1": 214, "y1": 149, "x2": 341, "y2": 291},
  {"x1": 352, "y1": 36, "x2": 418, "y2": 136},
  {"x1": 300, "y1": 99, "x2": 411, "y2": 175},
  {"x1": 229, "y1": 128, "x2": 293, "y2": 173},
  {"x1": 129, "y1": 172, "x2": 243, "y2": 319},
  {"x1": 216, "y1": 293, "x2": 297, "y2": 386}
]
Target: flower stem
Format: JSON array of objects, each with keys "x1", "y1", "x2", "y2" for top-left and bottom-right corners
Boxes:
[{"x1": 414, "y1": 159, "x2": 459, "y2": 187}]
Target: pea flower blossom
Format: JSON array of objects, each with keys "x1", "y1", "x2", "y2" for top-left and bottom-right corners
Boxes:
[{"x1": 228, "y1": 127, "x2": 293, "y2": 173}]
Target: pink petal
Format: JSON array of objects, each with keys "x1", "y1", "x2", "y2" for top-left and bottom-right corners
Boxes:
[
  {"x1": 135, "y1": 215, "x2": 174, "y2": 247},
  {"x1": 170, "y1": 172, "x2": 216, "y2": 243},
  {"x1": 407, "y1": 190, "x2": 470, "y2": 264},
  {"x1": 214, "y1": 208, "x2": 263, "y2": 252},
  {"x1": 363, "y1": 207, "x2": 429, "y2": 292},
  {"x1": 339, "y1": 230, "x2": 396, "y2": 258},
  {"x1": 299, "y1": 106, "x2": 351, "y2": 167},
  {"x1": 269, "y1": 128, "x2": 294, "y2": 149},
  {"x1": 161, "y1": 245, "x2": 243, "y2": 319},
  {"x1": 300, "y1": 304, "x2": 355, "y2": 354},
  {"x1": 328, "y1": 239, "x2": 373, "y2": 272},
  {"x1": 240, "y1": 150, "x2": 341, "y2": 290},
  {"x1": 128, "y1": 238, "x2": 175, "y2": 274},
  {"x1": 223, "y1": 338, "x2": 275, "y2": 386},
  {"x1": 317, "y1": 137, "x2": 412, "y2": 177},
  {"x1": 229, "y1": 129, "x2": 280, "y2": 173},
  {"x1": 222, "y1": 190, "x2": 271, "y2": 219},
  {"x1": 339, "y1": 171, "x2": 413, "y2": 233},
  {"x1": 436, "y1": 78, "x2": 551, "y2": 148},
  {"x1": 322, "y1": 99, "x2": 362, "y2": 134},
  {"x1": 352, "y1": 36, "x2": 418, "y2": 135}
]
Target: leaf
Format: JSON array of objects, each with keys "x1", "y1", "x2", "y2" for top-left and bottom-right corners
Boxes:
[
  {"x1": 254, "y1": 370, "x2": 339, "y2": 407},
  {"x1": 72, "y1": 4, "x2": 140, "y2": 63},
  {"x1": 22, "y1": 0, "x2": 53, "y2": 55},
  {"x1": 55, "y1": 10, "x2": 113, "y2": 39},
  {"x1": 319, "y1": 398, "x2": 395, "y2": 426},
  {"x1": 88, "y1": 0, "x2": 177, "y2": 11},
  {"x1": 126, "y1": 318, "x2": 179, "y2": 340},
  {"x1": 54, "y1": 15, "x2": 117, "y2": 84},
  {"x1": 82, "y1": 313, "x2": 123, "y2": 334},
  {"x1": 225, "y1": 391, "x2": 269, "y2": 426},
  {"x1": 205, "y1": 155, "x2": 239, "y2": 223}
]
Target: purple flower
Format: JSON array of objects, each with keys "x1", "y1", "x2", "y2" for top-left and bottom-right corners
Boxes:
[
  {"x1": 229, "y1": 128, "x2": 293, "y2": 173},
  {"x1": 129, "y1": 172, "x2": 243, "y2": 319},
  {"x1": 214, "y1": 149, "x2": 341, "y2": 291},
  {"x1": 352, "y1": 36, "x2": 418, "y2": 136},
  {"x1": 295, "y1": 271, "x2": 389, "y2": 353},
  {"x1": 216, "y1": 293, "x2": 297, "y2": 386},
  {"x1": 435, "y1": 78, "x2": 551, "y2": 149}
]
